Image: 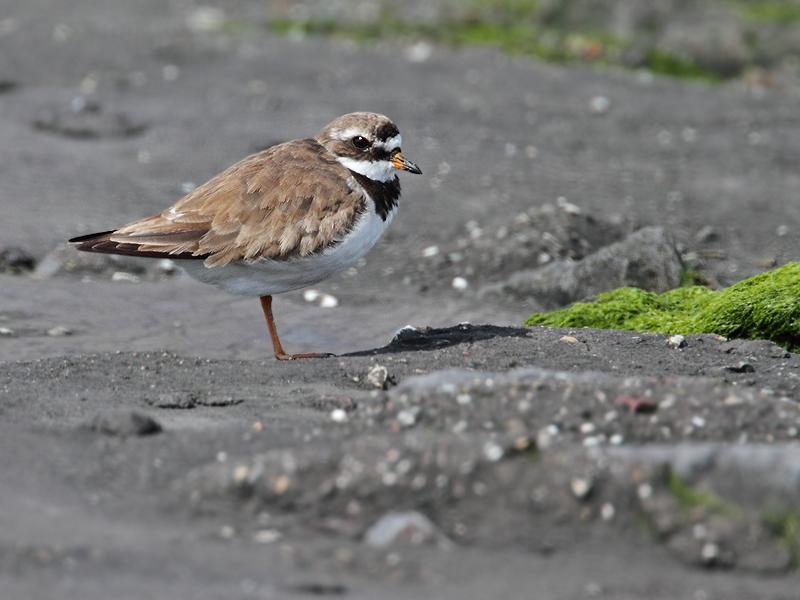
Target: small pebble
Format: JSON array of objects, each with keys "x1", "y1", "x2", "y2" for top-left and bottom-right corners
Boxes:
[
  {"x1": 330, "y1": 409, "x2": 348, "y2": 423},
  {"x1": 451, "y1": 276, "x2": 469, "y2": 291},
  {"x1": 303, "y1": 289, "x2": 320, "y2": 302},
  {"x1": 482, "y1": 442, "x2": 503, "y2": 462},
  {"x1": 570, "y1": 477, "x2": 593, "y2": 500},
  {"x1": 366, "y1": 365, "x2": 389, "y2": 389},
  {"x1": 667, "y1": 334, "x2": 686, "y2": 349},
  {"x1": 421, "y1": 245, "x2": 439, "y2": 258},
  {"x1": 0, "y1": 327, "x2": 15, "y2": 336},
  {"x1": 47, "y1": 325, "x2": 73, "y2": 337},
  {"x1": 364, "y1": 511, "x2": 438, "y2": 548},
  {"x1": 319, "y1": 294, "x2": 338, "y2": 308},
  {"x1": 600, "y1": 503, "x2": 616, "y2": 521},
  {"x1": 111, "y1": 271, "x2": 140, "y2": 283},
  {"x1": 252, "y1": 529, "x2": 282, "y2": 544},
  {"x1": 589, "y1": 95, "x2": 610, "y2": 114}
]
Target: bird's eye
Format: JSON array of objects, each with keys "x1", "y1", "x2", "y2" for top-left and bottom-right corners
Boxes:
[{"x1": 351, "y1": 136, "x2": 370, "y2": 150}]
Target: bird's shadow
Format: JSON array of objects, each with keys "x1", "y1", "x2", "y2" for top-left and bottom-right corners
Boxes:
[{"x1": 343, "y1": 324, "x2": 530, "y2": 357}]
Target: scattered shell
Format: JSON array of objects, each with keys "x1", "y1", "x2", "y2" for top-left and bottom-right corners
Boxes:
[
  {"x1": 422, "y1": 245, "x2": 440, "y2": 258},
  {"x1": 559, "y1": 335, "x2": 579, "y2": 344},
  {"x1": 0, "y1": 327, "x2": 16, "y2": 337},
  {"x1": 303, "y1": 289, "x2": 320, "y2": 303}
]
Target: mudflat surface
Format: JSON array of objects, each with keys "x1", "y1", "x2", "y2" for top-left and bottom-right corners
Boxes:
[{"x1": 1, "y1": 1, "x2": 800, "y2": 598}]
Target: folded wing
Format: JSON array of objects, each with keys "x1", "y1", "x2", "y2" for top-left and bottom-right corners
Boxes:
[{"x1": 70, "y1": 139, "x2": 365, "y2": 268}]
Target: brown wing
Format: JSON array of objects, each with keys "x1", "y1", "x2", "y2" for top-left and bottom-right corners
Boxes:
[{"x1": 72, "y1": 139, "x2": 366, "y2": 268}]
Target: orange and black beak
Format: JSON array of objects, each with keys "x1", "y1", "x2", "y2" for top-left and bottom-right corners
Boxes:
[{"x1": 391, "y1": 151, "x2": 422, "y2": 175}]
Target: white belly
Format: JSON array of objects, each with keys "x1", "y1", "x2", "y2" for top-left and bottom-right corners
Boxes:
[{"x1": 180, "y1": 203, "x2": 395, "y2": 296}]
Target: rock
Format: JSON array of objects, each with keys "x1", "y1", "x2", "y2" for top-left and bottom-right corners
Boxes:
[
  {"x1": 364, "y1": 511, "x2": 440, "y2": 548},
  {"x1": 482, "y1": 227, "x2": 683, "y2": 308},
  {"x1": 86, "y1": 410, "x2": 162, "y2": 436},
  {"x1": 366, "y1": 365, "x2": 389, "y2": 389},
  {"x1": 46, "y1": 325, "x2": 73, "y2": 337},
  {"x1": 725, "y1": 362, "x2": 755, "y2": 374},
  {"x1": 0, "y1": 246, "x2": 36, "y2": 274},
  {"x1": 667, "y1": 334, "x2": 686, "y2": 349}
]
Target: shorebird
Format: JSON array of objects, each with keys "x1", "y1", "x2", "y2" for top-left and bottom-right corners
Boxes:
[{"x1": 70, "y1": 112, "x2": 421, "y2": 359}]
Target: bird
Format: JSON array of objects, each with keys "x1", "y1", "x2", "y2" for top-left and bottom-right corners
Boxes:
[{"x1": 69, "y1": 112, "x2": 422, "y2": 360}]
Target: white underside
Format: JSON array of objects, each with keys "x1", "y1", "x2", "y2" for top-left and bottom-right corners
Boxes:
[{"x1": 180, "y1": 200, "x2": 395, "y2": 296}]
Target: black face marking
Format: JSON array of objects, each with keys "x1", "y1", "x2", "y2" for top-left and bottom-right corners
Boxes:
[
  {"x1": 370, "y1": 147, "x2": 392, "y2": 161},
  {"x1": 349, "y1": 171, "x2": 401, "y2": 221},
  {"x1": 375, "y1": 122, "x2": 399, "y2": 142}
]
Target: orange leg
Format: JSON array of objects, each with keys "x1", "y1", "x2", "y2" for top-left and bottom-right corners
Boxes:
[{"x1": 259, "y1": 295, "x2": 333, "y2": 361}]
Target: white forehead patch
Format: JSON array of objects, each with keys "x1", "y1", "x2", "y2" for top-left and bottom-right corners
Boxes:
[
  {"x1": 374, "y1": 134, "x2": 402, "y2": 151},
  {"x1": 336, "y1": 157, "x2": 396, "y2": 182},
  {"x1": 333, "y1": 127, "x2": 369, "y2": 142}
]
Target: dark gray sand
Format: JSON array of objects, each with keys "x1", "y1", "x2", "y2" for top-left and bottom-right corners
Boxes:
[{"x1": 2, "y1": 0, "x2": 800, "y2": 598}]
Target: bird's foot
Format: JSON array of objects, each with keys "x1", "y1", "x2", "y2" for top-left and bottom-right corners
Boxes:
[{"x1": 274, "y1": 351, "x2": 336, "y2": 361}]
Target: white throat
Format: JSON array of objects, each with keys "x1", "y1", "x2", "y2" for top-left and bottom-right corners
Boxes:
[{"x1": 336, "y1": 157, "x2": 395, "y2": 182}]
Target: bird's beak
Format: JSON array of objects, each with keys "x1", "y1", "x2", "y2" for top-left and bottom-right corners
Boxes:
[{"x1": 391, "y1": 151, "x2": 422, "y2": 175}]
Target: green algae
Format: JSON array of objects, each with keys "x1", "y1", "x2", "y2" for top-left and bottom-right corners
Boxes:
[{"x1": 525, "y1": 262, "x2": 800, "y2": 351}]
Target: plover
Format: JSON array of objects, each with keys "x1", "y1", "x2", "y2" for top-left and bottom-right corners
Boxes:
[{"x1": 70, "y1": 112, "x2": 422, "y2": 360}]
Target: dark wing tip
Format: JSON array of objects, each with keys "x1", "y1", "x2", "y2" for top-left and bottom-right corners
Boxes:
[{"x1": 69, "y1": 230, "x2": 116, "y2": 244}]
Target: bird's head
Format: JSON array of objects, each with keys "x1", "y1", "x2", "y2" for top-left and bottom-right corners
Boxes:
[{"x1": 316, "y1": 112, "x2": 422, "y2": 182}]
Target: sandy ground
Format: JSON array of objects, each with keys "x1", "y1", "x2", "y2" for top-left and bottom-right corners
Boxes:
[{"x1": 1, "y1": 1, "x2": 800, "y2": 598}]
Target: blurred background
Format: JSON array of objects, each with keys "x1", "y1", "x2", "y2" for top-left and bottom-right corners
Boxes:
[{"x1": 1, "y1": 0, "x2": 799, "y2": 359}]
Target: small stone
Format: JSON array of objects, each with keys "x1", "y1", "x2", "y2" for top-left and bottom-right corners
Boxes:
[
  {"x1": 330, "y1": 409, "x2": 348, "y2": 423},
  {"x1": 366, "y1": 365, "x2": 389, "y2": 389},
  {"x1": 404, "y1": 41, "x2": 433, "y2": 63},
  {"x1": 157, "y1": 259, "x2": 176, "y2": 274},
  {"x1": 397, "y1": 409, "x2": 418, "y2": 428},
  {"x1": 559, "y1": 335, "x2": 579, "y2": 344},
  {"x1": 47, "y1": 325, "x2": 73, "y2": 337},
  {"x1": 319, "y1": 294, "x2": 338, "y2": 308},
  {"x1": 691, "y1": 416, "x2": 706, "y2": 428},
  {"x1": 482, "y1": 442, "x2": 503, "y2": 462},
  {"x1": 667, "y1": 334, "x2": 686, "y2": 349},
  {"x1": 421, "y1": 245, "x2": 439, "y2": 258},
  {"x1": 589, "y1": 95, "x2": 610, "y2": 114},
  {"x1": 252, "y1": 529, "x2": 282, "y2": 544},
  {"x1": 364, "y1": 511, "x2": 438, "y2": 548},
  {"x1": 0, "y1": 246, "x2": 36, "y2": 273},
  {"x1": 0, "y1": 327, "x2": 15, "y2": 336},
  {"x1": 725, "y1": 361, "x2": 755, "y2": 373},
  {"x1": 451, "y1": 276, "x2": 469, "y2": 291},
  {"x1": 111, "y1": 271, "x2": 140, "y2": 283},
  {"x1": 570, "y1": 477, "x2": 593, "y2": 500},
  {"x1": 600, "y1": 503, "x2": 615, "y2": 521},
  {"x1": 86, "y1": 410, "x2": 162, "y2": 437}
]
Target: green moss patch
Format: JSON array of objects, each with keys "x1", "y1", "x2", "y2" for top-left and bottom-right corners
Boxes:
[{"x1": 525, "y1": 262, "x2": 800, "y2": 351}]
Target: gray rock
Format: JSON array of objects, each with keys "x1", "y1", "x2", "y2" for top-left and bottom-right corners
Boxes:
[
  {"x1": 0, "y1": 246, "x2": 36, "y2": 274},
  {"x1": 481, "y1": 227, "x2": 682, "y2": 308},
  {"x1": 86, "y1": 410, "x2": 162, "y2": 437},
  {"x1": 364, "y1": 511, "x2": 440, "y2": 548}
]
